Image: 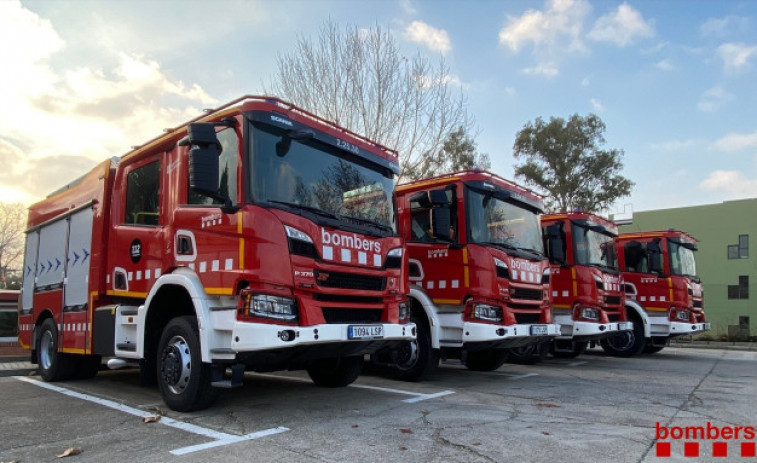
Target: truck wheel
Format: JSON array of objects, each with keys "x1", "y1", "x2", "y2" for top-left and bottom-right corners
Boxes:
[
  {"x1": 390, "y1": 315, "x2": 439, "y2": 382},
  {"x1": 601, "y1": 315, "x2": 645, "y2": 357},
  {"x1": 306, "y1": 356, "x2": 363, "y2": 387},
  {"x1": 464, "y1": 349, "x2": 509, "y2": 371},
  {"x1": 157, "y1": 316, "x2": 219, "y2": 412},
  {"x1": 74, "y1": 355, "x2": 102, "y2": 379},
  {"x1": 37, "y1": 318, "x2": 77, "y2": 382},
  {"x1": 551, "y1": 341, "x2": 588, "y2": 359},
  {"x1": 643, "y1": 344, "x2": 665, "y2": 354},
  {"x1": 507, "y1": 342, "x2": 548, "y2": 365}
]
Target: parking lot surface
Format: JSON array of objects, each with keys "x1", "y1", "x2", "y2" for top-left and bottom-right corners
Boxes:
[{"x1": 1, "y1": 347, "x2": 755, "y2": 462}]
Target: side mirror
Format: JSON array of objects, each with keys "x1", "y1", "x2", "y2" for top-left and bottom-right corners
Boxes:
[
  {"x1": 545, "y1": 224, "x2": 566, "y2": 265},
  {"x1": 647, "y1": 239, "x2": 663, "y2": 274},
  {"x1": 431, "y1": 207, "x2": 451, "y2": 241},
  {"x1": 186, "y1": 123, "x2": 221, "y2": 197}
]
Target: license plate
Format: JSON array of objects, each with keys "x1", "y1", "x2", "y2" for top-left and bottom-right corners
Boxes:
[
  {"x1": 348, "y1": 325, "x2": 384, "y2": 340},
  {"x1": 530, "y1": 324, "x2": 549, "y2": 336}
]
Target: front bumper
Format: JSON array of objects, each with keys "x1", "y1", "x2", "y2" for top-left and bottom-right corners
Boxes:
[
  {"x1": 461, "y1": 322, "x2": 561, "y2": 350},
  {"x1": 230, "y1": 321, "x2": 415, "y2": 353},
  {"x1": 557, "y1": 321, "x2": 634, "y2": 341},
  {"x1": 669, "y1": 321, "x2": 711, "y2": 336}
]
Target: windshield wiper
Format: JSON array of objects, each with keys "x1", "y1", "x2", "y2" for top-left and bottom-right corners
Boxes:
[
  {"x1": 267, "y1": 200, "x2": 339, "y2": 220},
  {"x1": 338, "y1": 214, "x2": 393, "y2": 233},
  {"x1": 478, "y1": 241, "x2": 518, "y2": 251},
  {"x1": 517, "y1": 247, "x2": 545, "y2": 257}
]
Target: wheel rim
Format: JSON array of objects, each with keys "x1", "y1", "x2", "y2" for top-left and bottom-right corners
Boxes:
[
  {"x1": 607, "y1": 332, "x2": 634, "y2": 351},
  {"x1": 396, "y1": 339, "x2": 419, "y2": 371},
  {"x1": 160, "y1": 335, "x2": 191, "y2": 395},
  {"x1": 39, "y1": 329, "x2": 54, "y2": 370}
]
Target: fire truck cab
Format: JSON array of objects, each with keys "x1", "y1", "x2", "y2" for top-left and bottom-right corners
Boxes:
[
  {"x1": 603, "y1": 230, "x2": 710, "y2": 356},
  {"x1": 541, "y1": 212, "x2": 632, "y2": 358},
  {"x1": 19, "y1": 96, "x2": 415, "y2": 411},
  {"x1": 381, "y1": 170, "x2": 559, "y2": 380}
]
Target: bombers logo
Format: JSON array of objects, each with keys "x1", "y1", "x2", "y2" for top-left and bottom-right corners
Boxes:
[
  {"x1": 510, "y1": 258, "x2": 540, "y2": 273},
  {"x1": 321, "y1": 229, "x2": 381, "y2": 254},
  {"x1": 320, "y1": 229, "x2": 382, "y2": 267}
]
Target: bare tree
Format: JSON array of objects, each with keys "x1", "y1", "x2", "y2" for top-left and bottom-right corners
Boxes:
[
  {"x1": 266, "y1": 21, "x2": 472, "y2": 181},
  {"x1": 0, "y1": 202, "x2": 26, "y2": 289}
]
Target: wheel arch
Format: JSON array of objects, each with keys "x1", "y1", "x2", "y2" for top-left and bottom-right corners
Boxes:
[
  {"x1": 141, "y1": 267, "x2": 215, "y2": 362},
  {"x1": 408, "y1": 285, "x2": 441, "y2": 349},
  {"x1": 624, "y1": 299, "x2": 652, "y2": 339}
]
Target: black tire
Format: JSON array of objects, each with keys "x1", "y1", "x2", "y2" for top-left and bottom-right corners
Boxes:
[
  {"x1": 643, "y1": 344, "x2": 665, "y2": 354},
  {"x1": 157, "y1": 316, "x2": 219, "y2": 412},
  {"x1": 464, "y1": 349, "x2": 509, "y2": 371},
  {"x1": 601, "y1": 314, "x2": 646, "y2": 357},
  {"x1": 507, "y1": 342, "x2": 548, "y2": 365},
  {"x1": 37, "y1": 318, "x2": 77, "y2": 382},
  {"x1": 389, "y1": 314, "x2": 439, "y2": 382},
  {"x1": 550, "y1": 340, "x2": 588, "y2": 359},
  {"x1": 74, "y1": 355, "x2": 102, "y2": 379},
  {"x1": 306, "y1": 356, "x2": 363, "y2": 387}
]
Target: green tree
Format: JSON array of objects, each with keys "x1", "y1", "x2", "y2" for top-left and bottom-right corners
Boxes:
[
  {"x1": 266, "y1": 21, "x2": 472, "y2": 181},
  {"x1": 513, "y1": 114, "x2": 634, "y2": 213},
  {"x1": 409, "y1": 126, "x2": 491, "y2": 179}
]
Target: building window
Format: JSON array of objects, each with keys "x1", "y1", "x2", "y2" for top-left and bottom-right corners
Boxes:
[
  {"x1": 727, "y1": 275, "x2": 749, "y2": 300},
  {"x1": 728, "y1": 234, "x2": 748, "y2": 259}
]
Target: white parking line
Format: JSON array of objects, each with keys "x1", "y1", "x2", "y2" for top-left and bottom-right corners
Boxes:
[
  {"x1": 258, "y1": 373, "x2": 456, "y2": 403},
  {"x1": 568, "y1": 361, "x2": 588, "y2": 367},
  {"x1": 14, "y1": 376, "x2": 289, "y2": 455}
]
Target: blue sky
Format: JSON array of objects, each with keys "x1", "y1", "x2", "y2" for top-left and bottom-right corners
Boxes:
[{"x1": 1, "y1": 0, "x2": 756, "y2": 217}]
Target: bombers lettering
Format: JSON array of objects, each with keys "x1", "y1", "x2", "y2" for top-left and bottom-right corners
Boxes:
[
  {"x1": 321, "y1": 229, "x2": 381, "y2": 254},
  {"x1": 510, "y1": 259, "x2": 540, "y2": 273}
]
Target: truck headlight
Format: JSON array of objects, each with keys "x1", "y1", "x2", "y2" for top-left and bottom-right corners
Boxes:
[
  {"x1": 472, "y1": 303, "x2": 503, "y2": 322},
  {"x1": 247, "y1": 294, "x2": 298, "y2": 321},
  {"x1": 676, "y1": 310, "x2": 690, "y2": 321}
]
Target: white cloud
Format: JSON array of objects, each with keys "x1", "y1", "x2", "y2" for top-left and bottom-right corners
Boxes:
[
  {"x1": 717, "y1": 43, "x2": 757, "y2": 72},
  {"x1": 655, "y1": 59, "x2": 674, "y2": 71},
  {"x1": 588, "y1": 3, "x2": 654, "y2": 47},
  {"x1": 399, "y1": 0, "x2": 417, "y2": 15},
  {"x1": 700, "y1": 16, "x2": 750, "y2": 38},
  {"x1": 711, "y1": 129, "x2": 757, "y2": 152},
  {"x1": 523, "y1": 62, "x2": 559, "y2": 78},
  {"x1": 581, "y1": 77, "x2": 590, "y2": 87},
  {"x1": 499, "y1": 0, "x2": 590, "y2": 52},
  {"x1": 590, "y1": 98, "x2": 604, "y2": 111},
  {"x1": 697, "y1": 86, "x2": 733, "y2": 113},
  {"x1": 404, "y1": 21, "x2": 451, "y2": 54},
  {"x1": 649, "y1": 138, "x2": 700, "y2": 152},
  {"x1": 700, "y1": 170, "x2": 757, "y2": 199},
  {"x1": 0, "y1": 1, "x2": 217, "y2": 204}
]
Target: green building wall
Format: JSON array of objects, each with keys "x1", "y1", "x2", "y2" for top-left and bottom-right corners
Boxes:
[{"x1": 617, "y1": 198, "x2": 757, "y2": 339}]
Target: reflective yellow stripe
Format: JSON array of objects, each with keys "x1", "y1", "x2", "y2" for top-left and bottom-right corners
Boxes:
[
  {"x1": 206, "y1": 287, "x2": 234, "y2": 296},
  {"x1": 433, "y1": 298, "x2": 461, "y2": 305},
  {"x1": 106, "y1": 290, "x2": 148, "y2": 298},
  {"x1": 572, "y1": 267, "x2": 578, "y2": 297}
]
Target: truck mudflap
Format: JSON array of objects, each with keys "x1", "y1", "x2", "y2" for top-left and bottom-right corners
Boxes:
[
  {"x1": 460, "y1": 322, "x2": 560, "y2": 349},
  {"x1": 230, "y1": 322, "x2": 416, "y2": 353},
  {"x1": 556, "y1": 321, "x2": 634, "y2": 341},
  {"x1": 669, "y1": 321, "x2": 711, "y2": 336}
]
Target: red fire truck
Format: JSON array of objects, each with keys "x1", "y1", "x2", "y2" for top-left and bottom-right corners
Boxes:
[
  {"x1": 18, "y1": 96, "x2": 415, "y2": 411},
  {"x1": 379, "y1": 170, "x2": 559, "y2": 380},
  {"x1": 541, "y1": 212, "x2": 632, "y2": 358},
  {"x1": 602, "y1": 230, "x2": 710, "y2": 356}
]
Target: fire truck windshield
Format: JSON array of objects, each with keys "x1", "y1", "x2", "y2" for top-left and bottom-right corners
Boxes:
[
  {"x1": 466, "y1": 188, "x2": 542, "y2": 253},
  {"x1": 572, "y1": 222, "x2": 618, "y2": 270},
  {"x1": 668, "y1": 239, "x2": 697, "y2": 278},
  {"x1": 248, "y1": 120, "x2": 396, "y2": 234}
]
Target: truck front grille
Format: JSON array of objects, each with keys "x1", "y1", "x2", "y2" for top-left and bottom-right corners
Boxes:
[
  {"x1": 512, "y1": 312, "x2": 541, "y2": 324},
  {"x1": 322, "y1": 308, "x2": 383, "y2": 324},
  {"x1": 315, "y1": 270, "x2": 386, "y2": 291},
  {"x1": 604, "y1": 295, "x2": 622, "y2": 305},
  {"x1": 511, "y1": 288, "x2": 543, "y2": 301}
]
